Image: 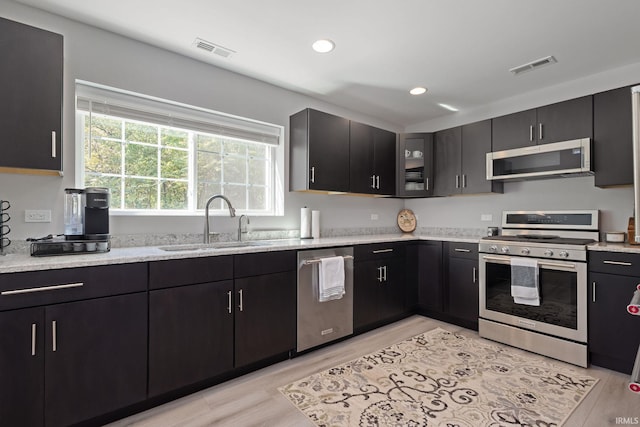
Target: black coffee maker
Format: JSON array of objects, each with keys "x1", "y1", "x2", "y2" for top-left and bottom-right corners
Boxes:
[{"x1": 64, "y1": 187, "x2": 110, "y2": 240}]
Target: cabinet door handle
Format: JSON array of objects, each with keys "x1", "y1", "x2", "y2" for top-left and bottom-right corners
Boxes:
[
  {"x1": 462, "y1": 174, "x2": 467, "y2": 188},
  {"x1": 377, "y1": 266, "x2": 384, "y2": 282},
  {"x1": 529, "y1": 125, "x2": 534, "y2": 142},
  {"x1": 592, "y1": 281, "x2": 596, "y2": 303},
  {"x1": 376, "y1": 175, "x2": 380, "y2": 190},
  {"x1": 51, "y1": 131, "x2": 57, "y2": 158},
  {"x1": 31, "y1": 323, "x2": 37, "y2": 356},
  {"x1": 238, "y1": 289, "x2": 244, "y2": 312},
  {"x1": 454, "y1": 248, "x2": 471, "y2": 253},
  {"x1": 603, "y1": 260, "x2": 632, "y2": 266},
  {"x1": 383, "y1": 265, "x2": 388, "y2": 282},
  {"x1": 473, "y1": 267, "x2": 477, "y2": 284},
  {"x1": 425, "y1": 177, "x2": 429, "y2": 191},
  {"x1": 538, "y1": 123, "x2": 543, "y2": 140},
  {"x1": 455, "y1": 175, "x2": 460, "y2": 189},
  {"x1": 52, "y1": 320, "x2": 57, "y2": 352},
  {"x1": 372, "y1": 248, "x2": 394, "y2": 254},
  {"x1": 1, "y1": 282, "x2": 84, "y2": 296},
  {"x1": 227, "y1": 290, "x2": 232, "y2": 314},
  {"x1": 371, "y1": 175, "x2": 376, "y2": 189},
  {"x1": 310, "y1": 167, "x2": 315, "y2": 184}
]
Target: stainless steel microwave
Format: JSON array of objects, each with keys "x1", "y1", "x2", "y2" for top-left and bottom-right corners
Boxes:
[{"x1": 486, "y1": 138, "x2": 592, "y2": 181}]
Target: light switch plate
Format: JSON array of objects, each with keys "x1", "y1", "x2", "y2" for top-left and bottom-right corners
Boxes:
[
  {"x1": 370, "y1": 213, "x2": 379, "y2": 221},
  {"x1": 481, "y1": 214, "x2": 493, "y2": 222},
  {"x1": 25, "y1": 210, "x2": 52, "y2": 223}
]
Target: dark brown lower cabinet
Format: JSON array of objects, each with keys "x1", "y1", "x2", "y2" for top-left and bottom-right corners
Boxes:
[
  {"x1": 148, "y1": 251, "x2": 296, "y2": 399},
  {"x1": 354, "y1": 244, "x2": 407, "y2": 332},
  {"x1": 417, "y1": 241, "x2": 478, "y2": 330},
  {"x1": 45, "y1": 294, "x2": 147, "y2": 427},
  {"x1": 0, "y1": 293, "x2": 147, "y2": 427},
  {"x1": 589, "y1": 272, "x2": 640, "y2": 374},
  {"x1": 417, "y1": 241, "x2": 444, "y2": 314},
  {"x1": 0, "y1": 307, "x2": 44, "y2": 427},
  {"x1": 149, "y1": 280, "x2": 234, "y2": 397},
  {"x1": 447, "y1": 257, "x2": 479, "y2": 328},
  {"x1": 446, "y1": 242, "x2": 479, "y2": 330},
  {"x1": 234, "y1": 271, "x2": 296, "y2": 367}
]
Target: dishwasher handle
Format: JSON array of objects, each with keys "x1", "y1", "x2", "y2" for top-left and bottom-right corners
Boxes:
[{"x1": 301, "y1": 255, "x2": 354, "y2": 265}]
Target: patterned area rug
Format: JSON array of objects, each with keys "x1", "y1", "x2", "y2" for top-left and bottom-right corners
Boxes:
[{"x1": 279, "y1": 328, "x2": 598, "y2": 426}]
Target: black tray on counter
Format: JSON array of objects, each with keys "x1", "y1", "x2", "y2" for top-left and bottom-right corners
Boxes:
[{"x1": 30, "y1": 238, "x2": 110, "y2": 257}]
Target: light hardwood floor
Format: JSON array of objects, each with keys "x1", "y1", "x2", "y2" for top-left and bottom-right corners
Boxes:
[{"x1": 107, "y1": 316, "x2": 639, "y2": 427}]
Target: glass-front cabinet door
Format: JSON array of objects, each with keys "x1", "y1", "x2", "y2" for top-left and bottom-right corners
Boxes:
[{"x1": 396, "y1": 133, "x2": 433, "y2": 197}]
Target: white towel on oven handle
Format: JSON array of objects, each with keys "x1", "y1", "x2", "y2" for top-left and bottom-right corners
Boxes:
[{"x1": 510, "y1": 257, "x2": 540, "y2": 306}]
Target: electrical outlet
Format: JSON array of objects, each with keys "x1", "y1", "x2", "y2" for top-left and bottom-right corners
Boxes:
[
  {"x1": 370, "y1": 213, "x2": 379, "y2": 221},
  {"x1": 481, "y1": 214, "x2": 493, "y2": 222},
  {"x1": 25, "y1": 210, "x2": 52, "y2": 223}
]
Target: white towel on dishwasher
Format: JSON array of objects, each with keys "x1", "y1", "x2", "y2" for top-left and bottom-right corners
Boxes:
[
  {"x1": 317, "y1": 256, "x2": 345, "y2": 302},
  {"x1": 510, "y1": 257, "x2": 540, "y2": 306}
]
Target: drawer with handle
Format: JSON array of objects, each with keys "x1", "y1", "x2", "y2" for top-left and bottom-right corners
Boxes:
[
  {"x1": 0, "y1": 263, "x2": 147, "y2": 311},
  {"x1": 354, "y1": 242, "x2": 405, "y2": 262},
  {"x1": 447, "y1": 242, "x2": 478, "y2": 260},
  {"x1": 588, "y1": 251, "x2": 640, "y2": 276}
]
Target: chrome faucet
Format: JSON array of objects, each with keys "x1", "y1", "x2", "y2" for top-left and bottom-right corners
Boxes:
[
  {"x1": 204, "y1": 195, "x2": 236, "y2": 243},
  {"x1": 238, "y1": 215, "x2": 250, "y2": 241}
]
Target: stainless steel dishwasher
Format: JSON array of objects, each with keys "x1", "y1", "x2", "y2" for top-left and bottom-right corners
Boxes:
[{"x1": 297, "y1": 247, "x2": 354, "y2": 352}]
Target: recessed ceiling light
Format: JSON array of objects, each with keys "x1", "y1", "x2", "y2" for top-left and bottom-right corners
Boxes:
[
  {"x1": 409, "y1": 87, "x2": 427, "y2": 95},
  {"x1": 312, "y1": 39, "x2": 335, "y2": 53},
  {"x1": 438, "y1": 103, "x2": 459, "y2": 112}
]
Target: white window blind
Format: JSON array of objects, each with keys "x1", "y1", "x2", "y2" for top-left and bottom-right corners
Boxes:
[{"x1": 76, "y1": 81, "x2": 281, "y2": 145}]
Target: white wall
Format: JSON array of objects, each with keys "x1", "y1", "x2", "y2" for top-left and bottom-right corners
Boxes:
[
  {"x1": 1, "y1": 0, "x2": 637, "y2": 242},
  {"x1": 406, "y1": 177, "x2": 633, "y2": 234},
  {"x1": 404, "y1": 61, "x2": 640, "y2": 236},
  {"x1": 0, "y1": 0, "x2": 403, "y2": 241},
  {"x1": 406, "y1": 61, "x2": 640, "y2": 133}
]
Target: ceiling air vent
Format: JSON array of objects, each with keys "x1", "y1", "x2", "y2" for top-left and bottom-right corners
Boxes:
[
  {"x1": 509, "y1": 55, "x2": 557, "y2": 75},
  {"x1": 193, "y1": 38, "x2": 235, "y2": 58}
]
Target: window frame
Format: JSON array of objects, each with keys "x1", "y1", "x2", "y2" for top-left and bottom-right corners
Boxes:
[{"x1": 74, "y1": 81, "x2": 284, "y2": 217}]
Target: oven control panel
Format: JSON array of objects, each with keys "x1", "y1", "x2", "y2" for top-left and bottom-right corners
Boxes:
[{"x1": 479, "y1": 241, "x2": 587, "y2": 262}]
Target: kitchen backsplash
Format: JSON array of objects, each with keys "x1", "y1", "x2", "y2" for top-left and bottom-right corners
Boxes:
[{"x1": 0, "y1": 226, "x2": 490, "y2": 255}]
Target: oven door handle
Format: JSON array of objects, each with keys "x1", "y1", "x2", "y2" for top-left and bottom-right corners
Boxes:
[
  {"x1": 539, "y1": 261, "x2": 577, "y2": 270},
  {"x1": 481, "y1": 255, "x2": 577, "y2": 270},
  {"x1": 481, "y1": 255, "x2": 511, "y2": 264}
]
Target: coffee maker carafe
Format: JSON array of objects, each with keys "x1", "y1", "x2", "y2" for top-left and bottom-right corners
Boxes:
[{"x1": 64, "y1": 187, "x2": 110, "y2": 240}]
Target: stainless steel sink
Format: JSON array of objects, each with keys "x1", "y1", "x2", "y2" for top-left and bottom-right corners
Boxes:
[{"x1": 158, "y1": 241, "x2": 271, "y2": 252}]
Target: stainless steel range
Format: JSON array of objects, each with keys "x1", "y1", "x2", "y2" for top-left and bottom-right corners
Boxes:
[{"x1": 478, "y1": 210, "x2": 599, "y2": 367}]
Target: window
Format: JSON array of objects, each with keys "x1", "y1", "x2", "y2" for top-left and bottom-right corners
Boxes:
[{"x1": 75, "y1": 81, "x2": 283, "y2": 215}]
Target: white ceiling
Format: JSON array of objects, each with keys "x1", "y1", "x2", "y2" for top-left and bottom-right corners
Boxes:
[{"x1": 15, "y1": 0, "x2": 640, "y2": 127}]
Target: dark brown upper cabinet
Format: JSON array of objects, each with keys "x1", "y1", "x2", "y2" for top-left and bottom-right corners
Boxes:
[
  {"x1": 289, "y1": 108, "x2": 350, "y2": 192},
  {"x1": 0, "y1": 18, "x2": 63, "y2": 174},
  {"x1": 290, "y1": 108, "x2": 397, "y2": 195},
  {"x1": 492, "y1": 96, "x2": 593, "y2": 151},
  {"x1": 593, "y1": 85, "x2": 636, "y2": 187},
  {"x1": 434, "y1": 120, "x2": 502, "y2": 196},
  {"x1": 349, "y1": 122, "x2": 396, "y2": 195}
]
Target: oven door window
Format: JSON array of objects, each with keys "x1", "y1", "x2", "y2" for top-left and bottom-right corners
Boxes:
[{"x1": 484, "y1": 262, "x2": 577, "y2": 329}]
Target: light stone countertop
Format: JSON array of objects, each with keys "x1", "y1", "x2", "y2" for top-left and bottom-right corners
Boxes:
[
  {"x1": 587, "y1": 242, "x2": 640, "y2": 254},
  {"x1": 6, "y1": 232, "x2": 640, "y2": 274},
  {"x1": 0, "y1": 232, "x2": 483, "y2": 274}
]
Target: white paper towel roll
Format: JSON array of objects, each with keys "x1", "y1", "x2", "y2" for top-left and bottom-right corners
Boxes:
[
  {"x1": 300, "y1": 207, "x2": 311, "y2": 239},
  {"x1": 312, "y1": 210, "x2": 320, "y2": 239}
]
